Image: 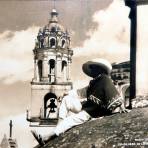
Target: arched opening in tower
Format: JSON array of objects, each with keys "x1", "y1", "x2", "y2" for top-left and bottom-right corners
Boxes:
[
  {"x1": 124, "y1": 87, "x2": 130, "y2": 108},
  {"x1": 120, "y1": 84, "x2": 130, "y2": 109},
  {"x1": 49, "y1": 59, "x2": 55, "y2": 83},
  {"x1": 51, "y1": 27, "x2": 56, "y2": 32},
  {"x1": 62, "y1": 60, "x2": 67, "y2": 82},
  {"x1": 38, "y1": 60, "x2": 43, "y2": 81},
  {"x1": 62, "y1": 39, "x2": 65, "y2": 48},
  {"x1": 50, "y1": 38, "x2": 56, "y2": 48},
  {"x1": 44, "y1": 93, "x2": 57, "y2": 118}
]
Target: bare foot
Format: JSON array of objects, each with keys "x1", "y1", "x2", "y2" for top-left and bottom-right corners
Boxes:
[{"x1": 31, "y1": 130, "x2": 45, "y2": 146}]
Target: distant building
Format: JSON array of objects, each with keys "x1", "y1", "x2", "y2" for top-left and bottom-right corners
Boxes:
[
  {"x1": 27, "y1": 9, "x2": 73, "y2": 126},
  {"x1": 0, "y1": 120, "x2": 18, "y2": 148},
  {"x1": 111, "y1": 61, "x2": 130, "y2": 85}
]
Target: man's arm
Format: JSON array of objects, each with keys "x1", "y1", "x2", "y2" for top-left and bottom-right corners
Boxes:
[
  {"x1": 62, "y1": 86, "x2": 88, "y2": 100},
  {"x1": 77, "y1": 86, "x2": 88, "y2": 99},
  {"x1": 103, "y1": 76, "x2": 130, "y2": 113},
  {"x1": 109, "y1": 96, "x2": 130, "y2": 113}
]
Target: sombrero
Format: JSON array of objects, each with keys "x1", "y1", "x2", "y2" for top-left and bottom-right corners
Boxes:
[{"x1": 82, "y1": 58, "x2": 112, "y2": 78}]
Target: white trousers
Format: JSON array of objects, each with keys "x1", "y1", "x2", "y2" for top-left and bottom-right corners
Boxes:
[{"x1": 54, "y1": 94, "x2": 91, "y2": 136}]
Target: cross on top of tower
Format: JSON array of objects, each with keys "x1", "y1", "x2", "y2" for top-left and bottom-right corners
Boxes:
[{"x1": 53, "y1": 0, "x2": 56, "y2": 9}]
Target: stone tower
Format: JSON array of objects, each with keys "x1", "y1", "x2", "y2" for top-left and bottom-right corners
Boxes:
[
  {"x1": 27, "y1": 9, "x2": 73, "y2": 126},
  {"x1": 0, "y1": 120, "x2": 18, "y2": 148}
]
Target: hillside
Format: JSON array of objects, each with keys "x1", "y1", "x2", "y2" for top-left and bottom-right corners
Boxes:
[{"x1": 36, "y1": 107, "x2": 148, "y2": 148}]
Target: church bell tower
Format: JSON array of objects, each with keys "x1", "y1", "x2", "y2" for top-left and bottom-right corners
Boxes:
[{"x1": 27, "y1": 9, "x2": 73, "y2": 126}]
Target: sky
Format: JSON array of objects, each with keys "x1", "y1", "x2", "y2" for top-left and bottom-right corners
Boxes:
[{"x1": 0, "y1": 0, "x2": 148, "y2": 147}]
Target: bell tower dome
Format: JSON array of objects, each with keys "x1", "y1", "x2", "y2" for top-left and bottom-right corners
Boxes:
[{"x1": 27, "y1": 9, "x2": 73, "y2": 126}]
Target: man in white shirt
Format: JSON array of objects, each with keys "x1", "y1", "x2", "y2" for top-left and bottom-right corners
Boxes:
[{"x1": 31, "y1": 58, "x2": 129, "y2": 146}]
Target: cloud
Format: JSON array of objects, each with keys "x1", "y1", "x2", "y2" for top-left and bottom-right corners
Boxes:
[
  {"x1": 137, "y1": 5, "x2": 148, "y2": 95},
  {"x1": 72, "y1": 0, "x2": 148, "y2": 95},
  {"x1": 73, "y1": 0, "x2": 130, "y2": 62},
  {"x1": 0, "y1": 27, "x2": 39, "y2": 84},
  {"x1": 0, "y1": 0, "x2": 148, "y2": 95}
]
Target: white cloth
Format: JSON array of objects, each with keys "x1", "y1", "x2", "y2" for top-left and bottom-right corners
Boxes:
[
  {"x1": 54, "y1": 110, "x2": 90, "y2": 136},
  {"x1": 59, "y1": 90, "x2": 82, "y2": 119},
  {"x1": 54, "y1": 89, "x2": 91, "y2": 136}
]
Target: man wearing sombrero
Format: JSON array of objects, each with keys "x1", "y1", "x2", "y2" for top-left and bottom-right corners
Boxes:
[{"x1": 31, "y1": 58, "x2": 129, "y2": 146}]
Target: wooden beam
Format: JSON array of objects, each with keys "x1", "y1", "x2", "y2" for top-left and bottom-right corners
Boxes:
[{"x1": 125, "y1": 0, "x2": 137, "y2": 109}]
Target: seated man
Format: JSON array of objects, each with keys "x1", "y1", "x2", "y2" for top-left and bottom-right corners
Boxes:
[{"x1": 31, "y1": 58, "x2": 129, "y2": 146}]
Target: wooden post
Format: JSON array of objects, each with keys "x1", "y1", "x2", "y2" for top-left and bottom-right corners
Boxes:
[
  {"x1": 125, "y1": 0, "x2": 148, "y2": 108},
  {"x1": 125, "y1": 0, "x2": 137, "y2": 109}
]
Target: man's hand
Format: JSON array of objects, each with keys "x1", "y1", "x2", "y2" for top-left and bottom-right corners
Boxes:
[
  {"x1": 119, "y1": 105, "x2": 131, "y2": 113},
  {"x1": 63, "y1": 93, "x2": 68, "y2": 97},
  {"x1": 57, "y1": 93, "x2": 68, "y2": 102}
]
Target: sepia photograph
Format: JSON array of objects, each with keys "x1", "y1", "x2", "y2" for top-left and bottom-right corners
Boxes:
[{"x1": 0, "y1": 0, "x2": 148, "y2": 147}]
